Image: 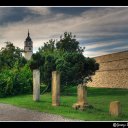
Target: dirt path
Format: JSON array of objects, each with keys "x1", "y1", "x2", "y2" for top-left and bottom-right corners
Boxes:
[{"x1": 0, "y1": 103, "x2": 81, "y2": 121}]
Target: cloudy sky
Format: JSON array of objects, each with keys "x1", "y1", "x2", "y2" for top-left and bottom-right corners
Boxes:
[{"x1": 0, "y1": 7, "x2": 128, "y2": 57}]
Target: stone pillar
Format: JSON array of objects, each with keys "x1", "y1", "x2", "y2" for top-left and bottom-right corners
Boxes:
[
  {"x1": 52, "y1": 71, "x2": 60, "y2": 106},
  {"x1": 109, "y1": 101, "x2": 121, "y2": 116},
  {"x1": 33, "y1": 69, "x2": 40, "y2": 101},
  {"x1": 72, "y1": 84, "x2": 90, "y2": 110},
  {"x1": 77, "y1": 84, "x2": 88, "y2": 106}
]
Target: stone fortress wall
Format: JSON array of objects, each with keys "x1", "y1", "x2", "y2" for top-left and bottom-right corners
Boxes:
[{"x1": 87, "y1": 51, "x2": 128, "y2": 89}]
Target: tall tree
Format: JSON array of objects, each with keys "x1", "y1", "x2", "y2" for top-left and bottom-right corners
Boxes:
[
  {"x1": 0, "y1": 42, "x2": 32, "y2": 97},
  {"x1": 0, "y1": 42, "x2": 26, "y2": 71},
  {"x1": 30, "y1": 32, "x2": 99, "y2": 91},
  {"x1": 56, "y1": 32, "x2": 85, "y2": 53}
]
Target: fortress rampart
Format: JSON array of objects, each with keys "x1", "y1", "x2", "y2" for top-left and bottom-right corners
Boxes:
[{"x1": 87, "y1": 51, "x2": 128, "y2": 88}]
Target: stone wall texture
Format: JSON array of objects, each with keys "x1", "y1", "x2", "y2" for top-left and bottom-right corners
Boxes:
[{"x1": 87, "y1": 51, "x2": 128, "y2": 89}]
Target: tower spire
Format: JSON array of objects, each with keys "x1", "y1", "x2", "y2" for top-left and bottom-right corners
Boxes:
[{"x1": 28, "y1": 29, "x2": 30, "y2": 37}]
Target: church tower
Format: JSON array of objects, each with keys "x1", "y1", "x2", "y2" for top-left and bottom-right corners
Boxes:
[{"x1": 24, "y1": 30, "x2": 33, "y2": 60}]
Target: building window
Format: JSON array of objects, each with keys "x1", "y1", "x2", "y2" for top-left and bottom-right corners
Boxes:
[{"x1": 29, "y1": 47, "x2": 31, "y2": 50}]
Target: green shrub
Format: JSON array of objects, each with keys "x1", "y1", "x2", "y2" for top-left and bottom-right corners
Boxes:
[{"x1": 0, "y1": 64, "x2": 32, "y2": 97}]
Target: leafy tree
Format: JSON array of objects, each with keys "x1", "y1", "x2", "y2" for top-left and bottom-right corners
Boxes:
[
  {"x1": 55, "y1": 52, "x2": 99, "y2": 86},
  {"x1": 0, "y1": 64, "x2": 32, "y2": 97},
  {"x1": 39, "y1": 39, "x2": 56, "y2": 53},
  {"x1": 29, "y1": 52, "x2": 44, "y2": 70},
  {"x1": 56, "y1": 32, "x2": 85, "y2": 53},
  {"x1": 0, "y1": 42, "x2": 27, "y2": 71},
  {"x1": 30, "y1": 32, "x2": 99, "y2": 91},
  {"x1": 0, "y1": 42, "x2": 32, "y2": 97}
]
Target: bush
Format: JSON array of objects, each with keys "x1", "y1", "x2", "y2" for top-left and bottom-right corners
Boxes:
[{"x1": 0, "y1": 64, "x2": 32, "y2": 97}]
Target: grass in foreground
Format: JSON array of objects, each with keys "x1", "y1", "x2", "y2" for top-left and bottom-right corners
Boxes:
[{"x1": 0, "y1": 87, "x2": 128, "y2": 121}]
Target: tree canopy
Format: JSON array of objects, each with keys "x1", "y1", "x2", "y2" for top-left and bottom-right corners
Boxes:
[
  {"x1": 56, "y1": 32, "x2": 85, "y2": 53},
  {"x1": 0, "y1": 42, "x2": 32, "y2": 97},
  {"x1": 0, "y1": 42, "x2": 26, "y2": 71},
  {"x1": 30, "y1": 32, "x2": 99, "y2": 90}
]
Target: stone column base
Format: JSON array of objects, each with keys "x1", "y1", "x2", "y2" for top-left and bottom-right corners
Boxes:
[
  {"x1": 72, "y1": 103, "x2": 93, "y2": 110},
  {"x1": 52, "y1": 103, "x2": 60, "y2": 106}
]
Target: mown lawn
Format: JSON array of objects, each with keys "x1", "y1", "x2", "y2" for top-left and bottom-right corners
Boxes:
[{"x1": 0, "y1": 87, "x2": 128, "y2": 121}]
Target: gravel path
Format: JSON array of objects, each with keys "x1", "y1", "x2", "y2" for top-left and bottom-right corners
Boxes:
[{"x1": 0, "y1": 103, "x2": 82, "y2": 121}]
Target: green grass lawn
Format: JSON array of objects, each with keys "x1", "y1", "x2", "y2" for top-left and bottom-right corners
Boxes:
[{"x1": 0, "y1": 87, "x2": 128, "y2": 121}]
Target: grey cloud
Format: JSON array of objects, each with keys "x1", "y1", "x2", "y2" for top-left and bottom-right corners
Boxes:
[{"x1": 0, "y1": 7, "x2": 128, "y2": 57}]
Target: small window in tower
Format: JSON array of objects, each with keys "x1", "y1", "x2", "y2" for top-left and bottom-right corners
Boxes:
[
  {"x1": 29, "y1": 42, "x2": 31, "y2": 45},
  {"x1": 29, "y1": 48, "x2": 31, "y2": 50}
]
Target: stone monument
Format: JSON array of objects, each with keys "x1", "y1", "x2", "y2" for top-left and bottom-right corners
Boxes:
[
  {"x1": 72, "y1": 83, "x2": 90, "y2": 110},
  {"x1": 52, "y1": 71, "x2": 60, "y2": 106},
  {"x1": 33, "y1": 69, "x2": 40, "y2": 101}
]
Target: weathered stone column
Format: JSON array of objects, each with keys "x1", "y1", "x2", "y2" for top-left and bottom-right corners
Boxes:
[
  {"x1": 109, "y1": 101, "x2": 121, "y2": 116},
  {"x1": 33, "y1": 69, "x2": 40, "y2": 101},
  {"x1": 77, "y1": 84, "x2": 88, "y2": 106},
  {"x1": 52, "y1": 71, "x2": 60, "y2": 106},
  {"x1": 72, "y1": 84, "x2": 89, "y2": 110}
]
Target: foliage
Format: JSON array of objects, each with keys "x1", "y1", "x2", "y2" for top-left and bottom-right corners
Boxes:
[
  {"x1": 0, "y1": 42, "x2": 32, "y2": 97},
  {"x1": 56, "y1": 52, "x2": 99, "y2": 85},
  {"x1": 39, "y1": 39, "x2": 56, "y2": 53},
  {"x1": 0, "y1": 42, "x2": 27, "y2": 71},
  {"x1": 30, "y1": 32, "x2": 99, "y2": 90},
  {"x1": 56, "y1": 32, "x2": 85, "y2": 53},
  {"x1": 0, "y1": 64, "x2": 32, "y2": 97},
  {"x1": 29, "y1": 52, "x2": 44, "y2": 70}
]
